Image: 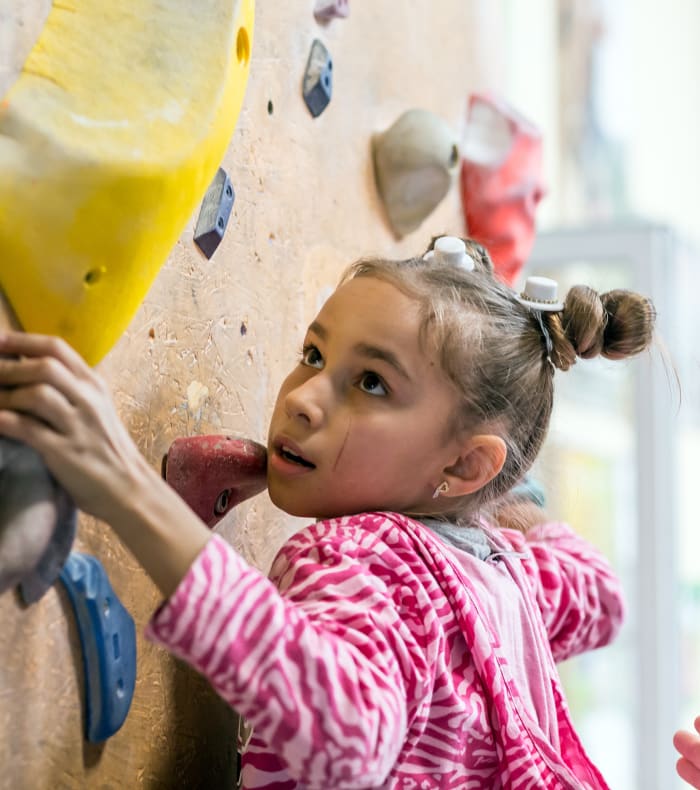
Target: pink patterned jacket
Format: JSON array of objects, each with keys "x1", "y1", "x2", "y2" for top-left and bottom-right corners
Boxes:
[{"x1": 146, "y1": 511, "x2": 623, "y2": 789}]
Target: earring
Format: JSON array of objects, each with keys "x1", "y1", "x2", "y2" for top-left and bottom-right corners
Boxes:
[{"x1": 432, "y1": 481, "x2": 449, "y2": 499}]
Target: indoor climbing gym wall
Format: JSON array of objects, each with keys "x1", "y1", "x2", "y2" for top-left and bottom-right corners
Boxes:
[{"x1": 0, "y1": 1, "x2": 507, "y2": 786}]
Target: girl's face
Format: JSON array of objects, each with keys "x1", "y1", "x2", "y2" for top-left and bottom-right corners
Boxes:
[{"x1": 267, "y1": 277, "x2": 467, "y2": 519}]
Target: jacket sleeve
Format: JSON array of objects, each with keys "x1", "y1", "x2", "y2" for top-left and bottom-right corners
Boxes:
[
  {"x1": 498, "y1": 522, "x2": 626, "y2": 663},
  {"x1": 145, "y1": 527, "x2": 435, "y2": 789}
]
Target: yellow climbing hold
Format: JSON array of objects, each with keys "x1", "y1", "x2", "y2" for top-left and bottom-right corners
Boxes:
[{"x1": 0, "y1": 0, "x2": 254, "y2": 364}]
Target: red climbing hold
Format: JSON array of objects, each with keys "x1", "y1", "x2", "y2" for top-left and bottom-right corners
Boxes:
[
  {"x1": 460, "y1": 93, "x2": 546, "y2": 287},
  {"x1": 163, "y1": 436, "x2": 267, "y2": 527}
]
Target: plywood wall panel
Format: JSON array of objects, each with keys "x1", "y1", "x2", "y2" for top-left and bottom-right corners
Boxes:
[{"x1": 0, "y1": 1, "x2": 505, "y2": 786}]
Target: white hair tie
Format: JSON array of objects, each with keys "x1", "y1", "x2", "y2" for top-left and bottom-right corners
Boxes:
[
  {"x1": 423, "y1": 236, "x2": 475, "y2": 271},
  {"x1": 516, "y1": 276, "x2": 564, "y2": 312}
]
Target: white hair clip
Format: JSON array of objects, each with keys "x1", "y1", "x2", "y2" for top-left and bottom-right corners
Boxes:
[
  {"x1": 423, "y1": 236, "x2": 475, "y2": 271},
  {"x1": 516, "y1": 276, "x2": 564, "y2": 312}
]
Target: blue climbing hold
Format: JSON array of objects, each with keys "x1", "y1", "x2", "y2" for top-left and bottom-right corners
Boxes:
[{"x1": 59, "y1": 553, "x2": 137, "y2": 742}]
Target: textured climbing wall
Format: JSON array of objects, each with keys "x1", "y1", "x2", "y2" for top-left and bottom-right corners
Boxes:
[{"x1": 0, "y1": 1, "x2": 504, "y2": 786}]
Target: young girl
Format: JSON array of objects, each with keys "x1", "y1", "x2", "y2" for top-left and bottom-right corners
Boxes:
[{"x1": 0, "y1": 236, "x2": 655, "y2": 788}]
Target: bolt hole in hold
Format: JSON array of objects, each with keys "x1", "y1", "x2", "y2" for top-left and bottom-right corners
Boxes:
[
  {"x1": 236, "y1": 27, "x2": 250, "y2": 65},
  {"x1": 267, "y1": 100, "x2": 274, "y2": 115},
  {"x1": 84, "y1": 267, "x2": 106, "y2": 286},
  {"x1": 226, "y1": 184, "x2": 233, "y2": 198},
  {"x1": 116, "y1": 677, "x2": 125, "y2": 699},
  {"x1": 217, "y1": 217, "x2": 225, "y2": 229},
  {"x1": 214, "y1": 489, "x2": 232, "y2": 516}
]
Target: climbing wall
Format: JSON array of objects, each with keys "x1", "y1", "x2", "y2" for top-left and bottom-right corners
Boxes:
[{"x1": 0, "y1": 1, "x2": 504, "y2": 786}]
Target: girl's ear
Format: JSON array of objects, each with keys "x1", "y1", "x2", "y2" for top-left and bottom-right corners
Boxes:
[{"x1": 441, "y1": 434, "x2": 507, "y2": 498}]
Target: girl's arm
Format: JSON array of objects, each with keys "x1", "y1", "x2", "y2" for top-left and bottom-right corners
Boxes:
[
  {"x1": 0, "y1": 331, "x2": 212, "y2": 597},
  {"x1": 146, "y1": 526, "x2": 430, "y2": 788},
  {"x1": 498, "y1": 521, "x2": 625, "y2": 662}
]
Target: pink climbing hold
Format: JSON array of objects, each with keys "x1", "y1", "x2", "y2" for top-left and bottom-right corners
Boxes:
[
  {"x1": 314, "y1": 0, "x2": 349, "y2": 23},
  {"x1": 460, "y1": 93, "x2": 546, "y2": 287}
]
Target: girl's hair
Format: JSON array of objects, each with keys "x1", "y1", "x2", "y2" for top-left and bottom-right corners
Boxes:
[{"x1": 341, "y1": 236, "x2": 656, "y2": 519}]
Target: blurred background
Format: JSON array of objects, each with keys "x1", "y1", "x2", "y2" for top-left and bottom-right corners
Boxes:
[{"x1": 497, "y1": 1, "x2": 700, "y2": 787}]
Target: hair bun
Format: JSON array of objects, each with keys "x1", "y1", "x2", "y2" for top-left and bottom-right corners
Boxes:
[
  {"x1": 545, "y1": 285, "x2": 655, "y2": 371},
  {"x1": 601, "y1": 289, "x2": 656, "y2": 359}
]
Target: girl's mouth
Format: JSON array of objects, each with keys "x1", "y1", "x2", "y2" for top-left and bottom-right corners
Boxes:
[{"x1": 278, "y1": 444, "x2": 315, "y2": 469}]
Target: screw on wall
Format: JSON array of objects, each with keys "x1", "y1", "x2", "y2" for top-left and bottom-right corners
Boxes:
[
  {"x1": 302, "y1": 39, "x2": 333, "y2": 118},
  {"x1": 194, "y1": 167, "x2": 236, "y2": 259}
]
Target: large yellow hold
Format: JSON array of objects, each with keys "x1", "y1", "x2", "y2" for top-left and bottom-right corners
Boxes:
[{"x1": 0, "y1": 0, "x2": 254, "y2": 365}]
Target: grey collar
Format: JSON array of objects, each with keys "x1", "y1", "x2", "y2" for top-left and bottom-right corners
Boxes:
[{"x1": 420, "y1": 518, "x2": 492, "y2": 561}]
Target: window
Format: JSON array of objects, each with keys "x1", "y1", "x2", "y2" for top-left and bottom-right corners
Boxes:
[{"x1": 528, "y1": 223, "x2": 686, "y2": 789}]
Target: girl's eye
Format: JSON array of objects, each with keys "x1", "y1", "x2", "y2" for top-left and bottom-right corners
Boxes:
[
  {"x1": 359, "y1": 372, "x2": 388, "y2": 397},
  {"x1": 301, "y1": 345, "x2": 324, "y2": 369}
]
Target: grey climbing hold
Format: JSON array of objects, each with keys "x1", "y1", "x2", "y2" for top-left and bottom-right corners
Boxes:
[
  {"x1": 0, "y1": 438, "x2": 76, "y2": 602},
  {"x1": 372, "y1": 109, "x2": 460, "y2": 238},
  {"x1": 194, "y1": 167, "x2": 235, "y2": 259},
  {"x1": 302, "y1": 39, "x2": 333, "y2": 118}
]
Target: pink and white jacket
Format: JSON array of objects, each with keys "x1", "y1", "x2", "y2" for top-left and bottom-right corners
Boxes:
[{"x1": 146, "y1": 511, "x2": 624, "y2": 789}]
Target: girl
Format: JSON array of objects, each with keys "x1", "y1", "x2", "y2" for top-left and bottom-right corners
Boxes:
[{"x1": 0, "y1": 236, "x2": 655, "y2": 788}]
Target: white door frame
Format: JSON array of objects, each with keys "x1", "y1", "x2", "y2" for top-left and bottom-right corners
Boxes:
[{"x1": 529, "y1": 222, "x2": 680, "y2": 790}]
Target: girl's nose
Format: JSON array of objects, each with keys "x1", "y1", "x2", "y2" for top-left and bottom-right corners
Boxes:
[{"x1": 284, "y1": 376, "x2": 328, "y2": 428}]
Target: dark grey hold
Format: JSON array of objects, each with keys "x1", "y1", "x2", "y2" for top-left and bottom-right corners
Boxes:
[
  {"x1": 194, "y1": 167, "x2": 236, "y2": 259},
  {"x1": 302, "y1": 39, "x2": 333, "y2": 119}
]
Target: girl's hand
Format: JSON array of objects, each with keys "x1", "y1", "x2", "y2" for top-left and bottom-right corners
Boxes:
[
  {"x1": 0, "y1": 331, "x2": 149, "y2": 524},
  {"x1": 674, "y1": 717, "x2": 700, "y2": 788}
]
